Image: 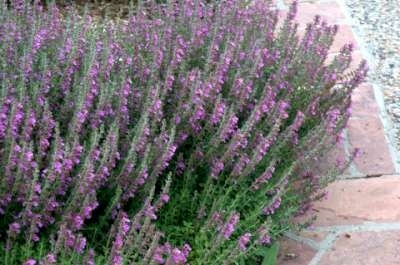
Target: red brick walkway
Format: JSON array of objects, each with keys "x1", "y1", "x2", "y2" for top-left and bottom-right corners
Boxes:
[{"x1": 274, "y1": 0, "x2": 400, "y2": 264}]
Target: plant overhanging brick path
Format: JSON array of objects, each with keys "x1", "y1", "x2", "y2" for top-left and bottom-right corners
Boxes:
[{"x1": 275, "y1": 0, "x2": 400, "y2": 264}]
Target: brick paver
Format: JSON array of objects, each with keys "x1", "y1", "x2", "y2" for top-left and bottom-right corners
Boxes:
[
  {"x1": 348, "y1": 83, "x2": 396, "y2": 175},
  {"x1": 319, "y1": 231, "x2": 400, "y2": 265},
  {"x1": 313, "y1": 176, "x2": 400, "y2": 226},
  {"x1": 348, "y1": 116, "x2": 396, "y2": 175},
  {"x1": 351, "y1": 83, "x2": 380, "y2": 117},
  {"x1": 275, "y1": 0, "x2": 400, "y2": 264}
]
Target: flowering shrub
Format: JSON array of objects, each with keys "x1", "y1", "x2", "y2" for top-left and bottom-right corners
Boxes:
[{"x1": 0, "y1": 0, "x2": 367, "y2": 264}]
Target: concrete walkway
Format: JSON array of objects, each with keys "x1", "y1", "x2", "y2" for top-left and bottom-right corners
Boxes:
[{"x1": 274, "y1": 0, "x2": 400, "y2": 264}]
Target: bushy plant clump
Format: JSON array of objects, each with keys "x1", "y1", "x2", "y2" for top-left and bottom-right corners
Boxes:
[{"x1": 0, "y1": 0, "x2": 366, "y2": 264}]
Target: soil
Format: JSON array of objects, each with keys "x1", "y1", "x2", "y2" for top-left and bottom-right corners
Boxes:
[{"x1": 54, "y1": 0, "x2": 133, "y2": 19}]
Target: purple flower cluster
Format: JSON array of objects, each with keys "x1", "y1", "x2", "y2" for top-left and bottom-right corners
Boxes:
[
  {"x1": 110, "y1": 212, "x2": 131, "y2": 265},
  {"x1": 223, "y1": 212, "x2": 240, "y2": 239},
  {"x1": 263, "y1": 197, "x2": 282, "y2": 216},
  {"x1": 257, "y1": 225, "x2": 272, "y2": 246},
  {"x1": 238, "y1": 233, "x2": 252, "y2": 251},
  {"x1": 153, "y1": 243, "x2": 192, "y2": 265},
  {"x1": 0, "y1": 0, "x2": 367, "y2": 263}
]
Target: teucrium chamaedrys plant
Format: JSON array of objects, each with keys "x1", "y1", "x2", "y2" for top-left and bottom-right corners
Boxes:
[{"x1": 0, "y1": 0, "x2": 366, "y2": 264}]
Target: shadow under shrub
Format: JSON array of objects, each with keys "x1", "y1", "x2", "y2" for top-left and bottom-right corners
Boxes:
[{"x1": 0, "y1": 0, "x2": 367, "y2": 264}]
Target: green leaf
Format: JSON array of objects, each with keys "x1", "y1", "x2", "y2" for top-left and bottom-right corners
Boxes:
[
  {"x1": 238, "y1": 255, "x2": 246, "y2": 265},
  {"x1": 260, "y1": 243, "x2": 280, "y2": 265}
]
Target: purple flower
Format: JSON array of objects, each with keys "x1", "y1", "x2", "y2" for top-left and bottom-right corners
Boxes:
[
  {"x1": 220, "y1": 114, "x2": 239, "y2": 142},
  {"x1": 64, "y1": 229, "x2": 76, "y2": 248},
  {"x1": 14, "y1": 144, "x2": 22, "y2": 153},
  {"x1": 87, "y1": 249, "x2": 95, "y2": 265},
  {"x1": 259, "y1": 88, "x2": 277, "y2": 117},
  {"x1": 292, "y1": 111, "x2": 305, "y2": 132},
  {"x1": 176, "y1": 160, "x2": 185, "y2": 175},
  {"x1": 25, "y1": 150, "x2": 34, "y2": 162},
  {"x1": 83, "y1": 202, "x2": 98, "y2": 219},
  {"x1": 33, "y1": 29, "x2": 48, "y2": 51},
  {"x1": 211, "y1": 159, "x2": 224, "y2": 179},
  {"x1": 278, "y1": 101, "x2": 290, "y2": 119},
  {"x1": 43, "y1": 253, "x2": 57, "y2": 264},
  {"x1": 211, "y1": 101, "x2": 226, "y2": 125},
  {"x1": 260, "y1": 233, "x2": 271, "y2": 245},
  {"x1": 24, "y1": 259, "x2": 36, "y2": 265},
  {"x1": 155, "y1": 50, "x2": 164, "y2": 68},
  {"x1": 171, "y1": 248, "x2": 188, "y2": 264},
  {"x1": 253, "y1": 133, "x2": 277, "y2": 164},
  {"x1": 135, "y1": 167, "x2": 148, "y2": 186},
  {"x1": 211, "y1": 211, "x2": 223, "y2": 227},
  {"x1": 309, "y1": 97, "x2": 319, "y2": 116},
  {"x1": 258, "y1": 225, "x2": 272, "y2": 245},
  {"x1": 190, "y1": 105, "x2": 206, "y2": 133},
  {"x1": 153, "y1": 252, "x2": 164, "y2": 264},
  {"x1": 292, "y1": 111, "x2": 305, "y2": 144},
  {"x1": 120, "y1": 215, "x2": 131, "y2": 234},
  {"x1": 326, "y1": 108, "x2": 341, "y2": 134},
  {"x1": 223, "y1": 212, "x2": 240, "y2": 239},
  {"x1": 228, "y1": 132, "x2": 249, "y2": 154},
  {"x1": 233, "y1": 78, "x2": 245, "y2": 97},
  {"x1": 9, "y1": 222, "x2": 21, "y2": 235},
  {"x1": 136, "y1": 126, "x2": 150, "y2": 155},
  {"x1": 182, "y1": 243, "x2": 192, "y2": 257},
  {"x1": 113, "y1": 255, "x2": 123, "y2": 265},
  {"x1": 59, "y1": 37, "x2": 73, "y2": 61},
  {"x1": 144, "y1": 205, "x2": 157, "y2": 220},
  {"x1": 161, "y1": 194, "x2": 170, "y2": 203},
  {"x1": 242, "y1": 81, "x2": 253, "y2": 101},
  {"x1": 72, "y1": 214, "x2": 84, "y2": 230},
  {"x1": 114, "y1": 234, "x2": 124, "y2": 249},
  {"x1": 32, "y1": 234, "x2": 40, "y2": 242},
  {"x1": 75, "y1": 236, "x2": 87, "y2": 253},
  {"x1": 158, "y1": 143, "x2": 177, "y2": 171},
  {"x1": 53, "y1": 160, "x2": 63, "y2": 174},
  {"x1": 252, "y1": 166, "x2": 275, "y2": 190},
  {"x1": 232, "y1": 155, "x2": 250, "y2": 177},
  {"x1": 24, "y1": 111, "x2": 37, "y2": 140},
  {"x1": 150, "y1": 99, "x2": 163, "y2": 118},
  {"x1": 166, "y1": 75, "x2": 175, "y2": 91},
  {"x1": 263, "y1": 197, "x2": 282, "y2": 215},
  {"x1": 239, "y1": 233, "x2": 252, "y2": 251},
  {"x1": 11, "y1": 102, "x2": 24, "y2": 138},
  {"x1": 11, "y1": 0, "x2": 25, "y2": 12},
  {"x1": 335, "y1": 129, "x2": 345, "y2": 144},
  {"x1": 33, "y1": 184, "x2": 41, "y2": 194}
]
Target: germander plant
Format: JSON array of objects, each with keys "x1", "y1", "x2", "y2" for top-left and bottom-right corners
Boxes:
[{"x1": 0, "y1": 0, "x2": 366, "y2": 264}]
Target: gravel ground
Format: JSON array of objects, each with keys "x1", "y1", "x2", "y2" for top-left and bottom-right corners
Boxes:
[{"x1": 344, "y1": 0, "x2": 400, "y2": 151}]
